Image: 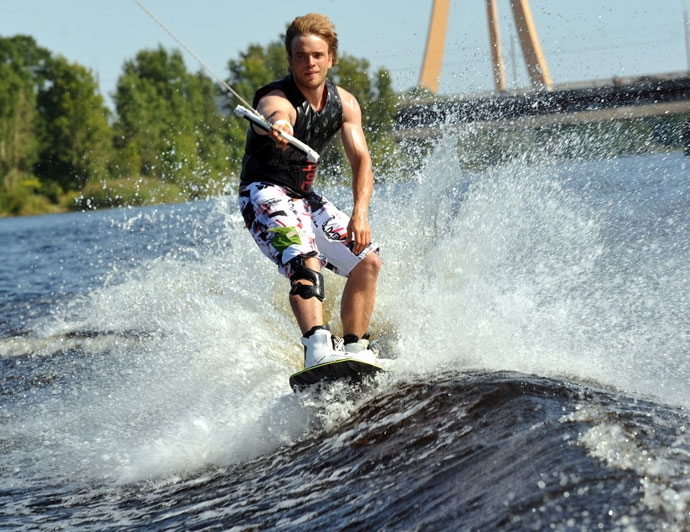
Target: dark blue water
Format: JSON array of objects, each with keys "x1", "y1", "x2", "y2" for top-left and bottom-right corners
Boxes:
[{"x1": 1, "y1": 150, "x2": 689, "y2": 530}]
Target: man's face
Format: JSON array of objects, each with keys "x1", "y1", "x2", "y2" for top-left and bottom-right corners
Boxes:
[{"x1": 288, "y1": 34, "x2": 333, "y2": 89}]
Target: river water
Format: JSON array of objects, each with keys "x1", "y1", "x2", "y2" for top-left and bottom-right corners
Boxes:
[{"x1": 1, "y1": 145, "x2": 689, "y2": 530}]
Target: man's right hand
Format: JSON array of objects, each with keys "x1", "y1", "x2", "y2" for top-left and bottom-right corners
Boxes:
[{"x1": 269, "y1": 119, "x2": 294, "y2": 151}]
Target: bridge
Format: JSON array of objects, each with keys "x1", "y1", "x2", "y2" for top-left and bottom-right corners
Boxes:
[
  {"x1": 420, "y1": 0, "x2": 553, "y2": 93},
  {"x1": 398, "y1": 0, "x2": 690, "y2": 153},
  {"x1": 396, "y1": 72, "x2": 690, "y2": 135}
]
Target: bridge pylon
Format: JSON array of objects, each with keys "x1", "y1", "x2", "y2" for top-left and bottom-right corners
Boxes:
[{"x1": 420, "y1": 0, "x2": 553, "y2": 93}]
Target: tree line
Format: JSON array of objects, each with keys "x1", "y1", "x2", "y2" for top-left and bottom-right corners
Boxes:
[{"x1": 0, "y1": 34, "x2": 399, "y2": 217}]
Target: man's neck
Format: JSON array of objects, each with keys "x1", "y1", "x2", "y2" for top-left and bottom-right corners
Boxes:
[{"x1": 297, "y1": 82, "x2": 328, "y2": 112}]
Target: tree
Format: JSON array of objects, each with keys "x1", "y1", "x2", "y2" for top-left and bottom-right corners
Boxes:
[
  {"x1": 227, "y1": 41, "x2": 288, "y2": 103},
  {"x1": 35, "y1": 56, "x2": 113, "y2": 192},
  {"x1": 112, "y1": 46, "x2": 232, "y2": 194},
  {"x1": 0, "y1": 36, "x2": 47, "y2": 213},
  {"x1": 0, "y1": 35, "x2": 115, "y2": 214},
  {"x1": 0, "y1": 61, "x2": 38, "y2": 178},
  {"x1": 328, "y1": 54, "x2": 398, "y2": 178},
  {"x1": 0, "y1": 36, "x2": 49, "y2": 179}
]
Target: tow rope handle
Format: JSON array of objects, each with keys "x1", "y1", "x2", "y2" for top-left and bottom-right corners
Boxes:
[{"x1": 234, "y1": 106, "x2": 320, "y2": 164}]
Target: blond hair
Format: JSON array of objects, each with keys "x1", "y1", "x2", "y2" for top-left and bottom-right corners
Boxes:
[{"x1": 285, "y1": 13, "x2": 339, "y2": 65}]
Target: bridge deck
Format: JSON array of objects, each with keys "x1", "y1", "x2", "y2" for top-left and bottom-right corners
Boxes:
[{"x1": 395, "y1": 72, "x2": 690, "y2": 138}]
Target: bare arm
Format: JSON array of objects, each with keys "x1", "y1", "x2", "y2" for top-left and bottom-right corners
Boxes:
[
  {"x1": 254, "y1": 90, "x2": 297, "y2": 150},
  {"x1": 338, "y1": 87, "x2": 374, "y2": 255}
]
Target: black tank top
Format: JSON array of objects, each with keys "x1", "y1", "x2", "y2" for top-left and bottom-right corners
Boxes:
[{"x1": 239, "y1": 75, "x2": 343, "y2": 197}]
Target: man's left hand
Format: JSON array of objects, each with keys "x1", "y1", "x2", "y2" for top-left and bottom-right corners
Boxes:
[{"x1": 346, "y1": 213, "x2": 370, "y2": 255}]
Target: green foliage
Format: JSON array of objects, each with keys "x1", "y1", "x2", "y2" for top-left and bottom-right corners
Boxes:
[
  {"x1": 4, "y1": 29, "x2": 687, "y2": 218},
  {"x1": 35, "y1": 55, "x2": 113, "y2": 191},
  {"x1": 321, "y1": 54, "x2": 399, "y2": 182},
  {"x1": 0, "y1": 36, "x2": 44, "y2": 180},
  {"x1": 112, "y1": 46, "x2": 233, "y2": 195},
  {"x1": 0, "y1": 169, "x2": 31, "y2": 215},
  {"x1": 364, "y1": 68, "x2": 399, "y2": 174},
  {"x1": 0, "y1": 64, "x2": 39, "y2": 176},
  {"x1": 227, "y1": 41, "x2": 288, "y2": 103},
  {"x1": 0, "y1": 35, "x2": 116, "y2": 214},
  {"x1": 0, "y1": 36, "x2": 47, "y2": 214},
  {"x1": 71, "y1": 176, "x2": 183, "y2": 210},
  {"x1": 0, "y1": 33, "x2": 400, "y2": 217}
]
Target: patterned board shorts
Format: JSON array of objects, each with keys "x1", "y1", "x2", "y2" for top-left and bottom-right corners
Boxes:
[{"x1": 238, "y1": 182, "x2": 380, "y2": 278}]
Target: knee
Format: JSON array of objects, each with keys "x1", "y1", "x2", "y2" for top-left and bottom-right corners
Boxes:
[
  {"x1": 288, "y1": 256, "x2": 325, "y2": 301},
  {"x1": 354, "y1": 252, "x2": 382, "y2": 279}
]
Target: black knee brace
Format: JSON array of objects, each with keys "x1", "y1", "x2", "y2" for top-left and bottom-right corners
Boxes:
[{"x1": 289, "y1": 258, "x2": 325, "y2": 301}]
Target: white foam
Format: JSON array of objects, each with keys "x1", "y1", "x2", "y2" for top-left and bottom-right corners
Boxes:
[
  {"x1": 374, "y1": 141, "x2": 690, "y2": 408},
  {"x1": 8, "y1": 145, "x2": 689, "y2": 485}
]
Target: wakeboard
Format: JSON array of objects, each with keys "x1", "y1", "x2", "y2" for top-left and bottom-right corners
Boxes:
[{"x1": 289, "y1": 358, "x2": 385, "y2": 392}]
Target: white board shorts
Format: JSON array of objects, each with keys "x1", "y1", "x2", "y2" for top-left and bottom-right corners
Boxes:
[{"x1": 238, "y1": 182, "x2": 380, "y2": 278}]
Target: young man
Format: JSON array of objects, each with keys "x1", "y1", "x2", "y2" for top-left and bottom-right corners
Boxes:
[{"x1": 238, "y1": 13, "x2": 382, "y2": 369}]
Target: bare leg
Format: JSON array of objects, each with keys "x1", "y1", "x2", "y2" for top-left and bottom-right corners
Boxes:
[
  {"x1": 289, "y1": 256, "x2": 324, "y2": 335},
  {"x1": 340, "y1": 253, "x2": 382, "y2": 338}
]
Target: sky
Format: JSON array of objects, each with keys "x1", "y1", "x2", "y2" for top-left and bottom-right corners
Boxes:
[{"x1": 3, "y1": 0, "x2": 689, "y2": 108}]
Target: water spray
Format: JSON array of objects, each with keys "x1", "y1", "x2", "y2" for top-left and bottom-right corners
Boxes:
[{"x1": 131, "y1": 0, "x2": 320, "y2": 163}]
